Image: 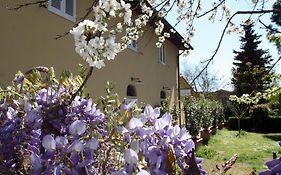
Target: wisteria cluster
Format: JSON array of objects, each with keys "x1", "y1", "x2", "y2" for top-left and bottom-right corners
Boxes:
[
  {"x1": 0, "y1": 76, "x2": 205, "y2": 174},
  {"x1": 259, "y1": 142, "x2": 281, "y2": 175},
  {"x1": 0, "y1": 86, "x2": 107, "y2": 174},
  {"x1": 115, "y1": 104, "x2": 206, "y2": 174}
]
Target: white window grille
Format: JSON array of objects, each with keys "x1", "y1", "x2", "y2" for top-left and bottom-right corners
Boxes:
[
  {"x1": 128, "y1": 40, "x2": 138, "y2": 51},
  {"x1": 48, "y1": 0, "x2": 76, "y2": 22},
  {"x1": 159, "y1": 44, "x2": 166, "y2": 64}
]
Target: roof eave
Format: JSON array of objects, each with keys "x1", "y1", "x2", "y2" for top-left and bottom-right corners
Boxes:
[
  {"x1": 128, "y1": 0, "x2": 193, "y2": 51},
  {"x1": 161, "y1": 18, "x2": 193, "y2": 51}
]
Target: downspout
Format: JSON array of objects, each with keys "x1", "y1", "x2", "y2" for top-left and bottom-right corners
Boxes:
[{"x1": 177, "y1": 51, "x2": 185, "y2": 127}]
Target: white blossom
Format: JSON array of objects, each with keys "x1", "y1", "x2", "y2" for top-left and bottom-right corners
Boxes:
[
  {"x1": 164, "y1": 32, "x2": 170, "y2": 38},
  {"x1": 158, "y1": 36, "x2": 165, "y2": 42},
  {"x1": 155, "y1": 21, "x2": 164, "y2": 35},
  {"x1": 69, "y1": 0, "x2": 167, "y2": 69},
  {"x1": 156, "y1": 42, "x2": 162, "y2": 48}
]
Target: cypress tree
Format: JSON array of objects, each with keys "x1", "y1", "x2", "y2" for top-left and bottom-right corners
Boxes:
[
  {"x1": 232, "y1": 22, "x2": 273, "y2": 97},
  {"x1": 271, "y1": 0, "x2": 281, "y2": 26},
  {"x1": 269, "y1": 0, "x2": 281, "y2": 53}
]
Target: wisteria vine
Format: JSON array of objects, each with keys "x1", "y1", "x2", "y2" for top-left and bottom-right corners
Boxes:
[{"x1": 0, "y1": 68, "x2": 205, "y2": 174}]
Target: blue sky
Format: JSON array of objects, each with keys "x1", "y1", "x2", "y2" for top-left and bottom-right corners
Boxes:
[{"x1": 167, "y1": 0, "x2": 280, "y2": 90}]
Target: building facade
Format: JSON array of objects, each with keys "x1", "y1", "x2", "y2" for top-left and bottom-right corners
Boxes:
[{"x1": 0, "y1": 0, "x2": 191, "y2": 106}]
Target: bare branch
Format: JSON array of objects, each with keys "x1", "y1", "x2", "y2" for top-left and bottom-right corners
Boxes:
[
  {"x1": 259, "y1": 19, "x2": 281, "y2": 33},
  {"x1": 268, "y1": 56, "x2": 281, "y2": 73},
  {"x1": 191, "y1": 9, "x2": 281, "y2": 85},
  {"x1": 71, "y1": 66, "x2": 93, "y2": 102},
  {"x1": 197, "y1": 0, "x2": 226, "y2": 18},
  {"x1": 162, "y1": 0, "x2": 177, "y2": 18},
  {"x1": 7, "y1": 0, "x2": 48, "y2": 10},
  {"x1": 55, "y1": 0, "x2": 99, "y2": 39}
]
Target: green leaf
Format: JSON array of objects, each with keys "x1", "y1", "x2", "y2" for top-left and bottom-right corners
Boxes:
[{"x1": 73, "y1": 75, "x2": 83, "y2": 87}]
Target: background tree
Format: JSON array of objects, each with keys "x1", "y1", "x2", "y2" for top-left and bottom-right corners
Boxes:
[
  {"x1": 262, "y1": 0, "x2": 281, "y2": 71},
  {"x1": 182, "y1": 64, "x2": 221, "y2": 93},
  {"x1": 269, "y1": 0, "x2": 281, "y2": 53},
  {"x1": 232, "y1": 21, "x2": 273, "y2": 97},
  {"x1": 270, "y1": 0, "x2": 281, "y2": 117}
]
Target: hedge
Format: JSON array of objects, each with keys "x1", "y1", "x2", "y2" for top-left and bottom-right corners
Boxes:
[{"x1": 227, "y1": 116, "x2": 281, "y2": 133}]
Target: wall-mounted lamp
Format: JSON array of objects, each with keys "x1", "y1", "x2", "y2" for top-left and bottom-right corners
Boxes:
[
  {"x1": 162, "y1": 86, "x2": 171, "y2": 90},
  {"x1": 131, "y1": 77, "x2": 143, "y2": 84}
]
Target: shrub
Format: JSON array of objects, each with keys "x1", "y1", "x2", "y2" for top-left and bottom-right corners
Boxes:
[
  {"x1": 251, "y1": 104, "x2": 270, "y2": 131},
  {"x1": 160, "y1": 97, "x2": 180, "y2": 125},
  {"x1": 183, "y1": 97, "x2": 203, "y2": 138},
  {"x1": 183, "y1": 96, "x2": 224, "y2": 137},
  {"x1": 227, "y1": 116, "x2": 281, "y2": 133},
  {"x1": 214, "y1": 102, "x2": 225, "y2": 124},
  {"x1": 200, "y1": 99, "x2": 214, "y2": 130}
]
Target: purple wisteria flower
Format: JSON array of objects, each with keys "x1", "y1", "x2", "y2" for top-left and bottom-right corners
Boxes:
[
  {"x1": 137, "y1": 170, "x2": 150, "y2": 175},
  {"x1": 55, "y1": 136, "x2": 68, "y2": 148},
  {"x1": 69, "y1": 120, "x2": 86, "y2": 135},
  {"x1": 154, "y1": 113, "x2": 172, "y2": 131},
  {"x1": 6, "y1": 107, "x2": 17, "y2": 119},
  {"x1": 119, "y1": 105, "x2": 205, "y2": 174},
  {"x1": 42, "y1": 135, "x2": 56, "y2": 151},
  {"x1": 86, "y1": 138, "x2": 99, "y2": 150},
  {"x1": 124, "y1": 148, "x2": 139, "y2": 165},
  {"x1": 0, "y1": 83, "x2": 110, "y2": 174},
  {"x1": 260, "y1": 142, "x2": 281, "y2": 175},
  {"x1": 120, "y1": 99, "x2": 137, "y2": 110},
  {"x1": 128, "y1": 117, "x2": 144, "y2": 130},
  {"x1": 143, "y1": 104, "x2": 160, "y2": 122},
  {"x1": 30, "y1": 153, "x2": 42, "y2": 170}
]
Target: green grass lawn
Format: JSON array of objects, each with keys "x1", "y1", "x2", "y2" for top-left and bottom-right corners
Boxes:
[{"x1": 196, "y1": 129, "x2": 281, "y2": 175}]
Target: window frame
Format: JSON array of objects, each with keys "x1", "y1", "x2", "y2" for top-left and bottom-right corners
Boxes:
[
  {"x1": 126, "y1": 84, "x2": 137, "y2": 97},
  {"x1": 159, "y1": 44, "x2": 166, "y2": 64},
  {"x1": 127, "y1": 39, "x2": 138, "y2": 52},
  {"x1": 160, "y1": 90, "x2": 166, "y2": 99},
  {"x1": 48, "y1": 0, "x2": 76, "y2": 22}
]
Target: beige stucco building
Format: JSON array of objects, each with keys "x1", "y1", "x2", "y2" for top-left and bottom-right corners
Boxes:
[
  {"x1": 180, "y1": 76, "x2": 197, "y2": 98},
  {"x1": 0, "y1": 0, "x2": 192, "y2": 107}
]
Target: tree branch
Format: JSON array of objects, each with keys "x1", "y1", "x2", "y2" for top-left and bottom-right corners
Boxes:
[
  {"x1": 259, "y1": 19, "x2": 281, "y2": 33},
  {"x1": 197, "y1": 0, "x2": 226, "y2": 18},
  {"x1": 191, "y1": 9, "x2": 281, "y2": 85},
  {"x1": 55, "y1": 0, "x2": 99, "y2": 39},
  {"x1": 7, "y1": 0, "x2": 48, "y2": 10},
  {"x1": 268, "y1": 56, "x2": 281, "y2": 73},
  {"x1": 71, "y1": 66, "x2": 93, "y2": 101}
]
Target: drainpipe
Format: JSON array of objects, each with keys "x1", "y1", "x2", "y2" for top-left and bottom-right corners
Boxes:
[{"x1": 177, "y1": 51, "x2": 185, "y2": 127}]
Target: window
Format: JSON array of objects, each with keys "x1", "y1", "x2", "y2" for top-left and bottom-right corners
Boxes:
[
  {"x1": 159, "y1": 44, "x2": 166, "y2": 64},
  {"x1": 160, "y1": 90, "x2": 167, "y2": 106},
  {"x1": 128, "y1": 40, "x2": 138, "y2": 51},
  {"x1": 127, "y1": 85, "x2": 137, "y2": 97},
  {"x1": 48, "y1": 0, "x2": 76, "y2": 22},
  {"x1": 160, "y1": 91, "x2": 166, "y2": 99}
]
